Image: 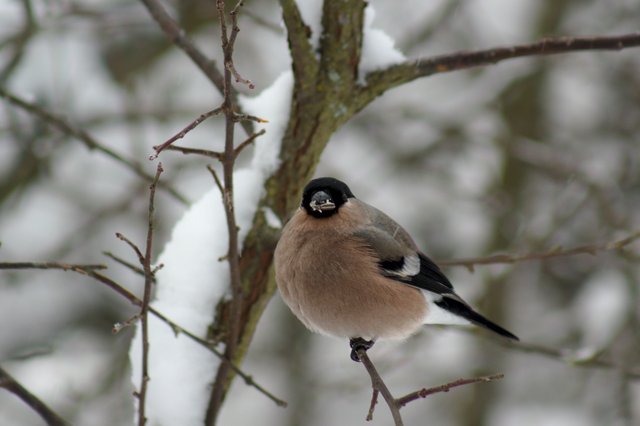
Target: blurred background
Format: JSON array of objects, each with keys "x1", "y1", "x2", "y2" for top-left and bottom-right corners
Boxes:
[{"x1": 1, "y1": 0, "x2": 639, "y2": 425}]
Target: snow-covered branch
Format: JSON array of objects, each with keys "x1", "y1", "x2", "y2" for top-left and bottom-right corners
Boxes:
[{"x1": 358, "y1": 32, "x2": 640, "y2": 111}]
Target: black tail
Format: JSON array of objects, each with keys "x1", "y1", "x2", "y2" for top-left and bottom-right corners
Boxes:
[{"x1": 435, "y1": 297, "x2": 519, "y2": 341}]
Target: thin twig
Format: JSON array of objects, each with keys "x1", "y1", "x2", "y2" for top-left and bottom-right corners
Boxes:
[
  {"x1": 156, "y1": 129, "x2": 263, "y2": 167},
  {"x1": 0, "y1": 87, "x2": 188, "y2": 205},
  {"x1": 150, "y1": 108, "x2": 223, "y2": 159},
  {"x1": 226, "y1": 2, "x2": 255, "y2": 89},
  {"x1": 103, "y1": 252, "x2": 147, "y2": 278},
  {"x1": 0, "y1": 261, "x2": 287, "y2": 407},
  {"x1": 233, "y1": 129, "x2": 266, "y2": 158},
  {"x1": 356, "y1": 349, "x2": 403, "y2": 425},
  {"x1": 492, "y1": 336, "x2": 640, "y2": 380},
  {"x1": 205, "y1": 1, "x2": 252, "y2": 422},
  {"x1": 115, "y1": 233, "x2": 145, "y2": 266},
  {"x1": 355, "y1": 348, "x2": 504, "y2": 425},
  {"x1": 0, "y1": 0, "x2": 36, "y2": 85},
  {"x1": 206, "y1": 165, "x2": 225, "y2": 195},
  {"x1": 396, "y1": 374, "x2": 504, "y2": 407},
  {"x1": 165, "y1": 145, "x2": 223, "y2": 159},
  {"x1": 232, "y1": 113, "x2": 269, "y2": 123},
  {"x1": 360, "y1": 32, "x2": 640, "y2": 110},
  {"x1": 0, "y1": 366, "x2": 69, "y2": 426},
  {"x1": 0, "y1": 262, "x2": 106, "y2": 272},
  {"x1": 438, "y1": 230, "x2": 640, "y2": 272},
  {"x1": 137, "y1": 0, "x2": 254, "y2": 136},
  {"x1": 136, "y1": 162, "x2": 163, "y2": 426}
]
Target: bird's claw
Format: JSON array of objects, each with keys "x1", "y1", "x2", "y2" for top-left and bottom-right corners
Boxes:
[{"x1": 349, "y1": 337, "x2": 374, "y2": 362}]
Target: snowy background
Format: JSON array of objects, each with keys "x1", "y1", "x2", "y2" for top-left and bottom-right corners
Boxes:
[{"x1": 1, "y1": 0, "x2": 639, "y2": 425}]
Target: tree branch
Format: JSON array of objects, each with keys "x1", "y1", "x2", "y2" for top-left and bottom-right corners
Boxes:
[
  {"x1": 0, "y1": 262, "x2": 287, "y2": 407},
  {"x1": 279, "y1": 0, "x2": 319, "y2": 92},
  {"x1": 206, "y1": 1, "x2": 253, "y2": 422},
  {"x1": 355, "y1": 348, "x2": 503, "y2": 425},
  {"x1": 0, "y1": 366, "x2": 69, "y2": 426},
  {"x1": 490, "y1": 335, "x2": 640, "y2": 380},
  {"x1": 150, "y1": 107, "x2": 223, "y2": 159},
  {"x1": 0, "y1": 262, "x2": 106, "y2": 272},
  {"x1": 359, "y1": 32, "x2": 640, "y2": 111},
  {"x1": 319, "y1": 0, "x2": 365, "y2": 88},
  {"x1": 0, "y1": 87, "x2": 188, "y2": 205},
  {"x1": 138, "y1": 0, "x2": 253, "y2": 136},
  {"x1": 438, "y1": 230, "x2": 640, "y2": 271},
  {"x1": 135, "y1": 162, "x2": 163, "y2": 426}
]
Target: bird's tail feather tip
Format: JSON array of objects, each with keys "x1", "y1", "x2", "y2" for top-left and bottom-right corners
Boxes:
[{"x1": 435, "y1": 298, "x2": 519, "y2": 341}]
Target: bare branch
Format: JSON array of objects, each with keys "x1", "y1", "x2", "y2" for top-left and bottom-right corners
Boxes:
[
  {"x1": 0, "y1": 262, "x2": 106, "y2": 272},
  {"x1": 165, "y1": 145, "x2": 223, "y2": 160},
  {"x1": 135, "y1": 162, "x2": 163, "y2": 426},
  {"x1": 0, "y1": 366, "x2": 69, "y2": 426},
  {"x1": 115, "y1": 233, "x2": 145, "y2": 266},
  {"x1": 438, "y1": 230, "x2": 640, "y2": 271},
  {"x1": 206, "y1": 165, "x2": 225, "y2": 195},
  {"x1": 226, "y1": 2, "x2": 255, "y2": 89},
  {"x1": 492, "y1": 336, "x2": 640, "y2": 380},
  {"x1": 356, "y1": 349, "x2": 403, "y2": 425},
  {"x1": 137, "y1": 0, "x2": 253, "y2": 135},
  {"x1": 103, "y1": 252, "x2": 147, "y2": 278},
  {"x1": 0, "y1": 87, "x2": 188, "y2": 205},
  {"x1": 206, "y1": 1, "x2": 246, "y2": 420},
  {"x1": 396, "y1": 374, "x2": 504, "y2": 407},
  {"x1": 233, "y1": 129, "x2": 266, "y2": 159},
  {"x1": 359, "y1": 32, "x2": 640, "y2": 111},
  {"x1": 355, "y1": 348, "x2": 503, "y2": 425},
  {"x1": 0, "y1": 0, "x2": 36, "y2": 84},
  {"x1": 1, "y1": 260, "x2": 287, "y2": 406},
  {"x1": 232, "y1": 113, "x2": 269, "y2": 123},
  {"x1": 138, "y1": 0, "x2": 224, "y2": 89},
  {"x1": 150, "y1": 108, "x2": 223, "y2": 159}
]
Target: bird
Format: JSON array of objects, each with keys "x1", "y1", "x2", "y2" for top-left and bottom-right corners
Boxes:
[{"x1": 274, "y1": 177, "x2": 518, "y2": 361}]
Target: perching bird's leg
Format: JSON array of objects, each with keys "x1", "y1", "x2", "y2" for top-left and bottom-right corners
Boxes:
[{"x1": 349, "y1": 337, "x2": 374, "y2": 362}]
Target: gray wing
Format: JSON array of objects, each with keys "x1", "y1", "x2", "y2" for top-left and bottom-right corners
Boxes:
[
  {"x1": 350, "y1": 200, "x2": 519, "y2": 340},
  {"x1": 350, "y1": 199, "x2": 454, "y2": 292}
]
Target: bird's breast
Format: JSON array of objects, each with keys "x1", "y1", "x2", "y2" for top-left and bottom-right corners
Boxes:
[{"x1": 274, "y1": 214, "x2": 426, "y2": 340}]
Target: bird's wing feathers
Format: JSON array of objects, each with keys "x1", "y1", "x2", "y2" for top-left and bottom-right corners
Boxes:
[
  {"x1": 349, "y1": 200, "x2": 455, "y2": 294},
  {"x1": 350, "y1": 201, "x2": 519, "y2": 340}
]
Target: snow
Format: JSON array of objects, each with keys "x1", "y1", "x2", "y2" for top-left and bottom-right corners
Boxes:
[
  {"x1": 293, "y1": 1, "x2": 405, "y2": 80},
  {"x1": 359, "y1": 6, "x2": 406, "y2": 79},
  {"x1": 129, "y1": 72, "x2": 292, "y2": 425},
  {"x1": 262, "y1": 207, "x2": 283, "y2": 229},
  {"x1": 294, "y1": 0, "x2": 323, "y2": 50}
]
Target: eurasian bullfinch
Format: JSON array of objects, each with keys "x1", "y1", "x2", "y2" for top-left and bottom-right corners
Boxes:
[{"x1": 274, "y1": 177, "x2": 518, "y2": 361}]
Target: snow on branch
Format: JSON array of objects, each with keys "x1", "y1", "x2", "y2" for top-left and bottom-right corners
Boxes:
[{"x1": 358, "y1": 32, "x2": 640, "y2": 111}]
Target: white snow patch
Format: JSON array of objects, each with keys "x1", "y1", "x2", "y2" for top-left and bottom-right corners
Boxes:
[
  {"x1": 262, "y1": 207, "x2": 283, "y2": 229},
  {"x1": 359, "y1": 6, "x2": 406, "y2": 80},
  {"x1": 294, "y1": 0, "x2": 323, "y2": 50},
  {"x1": 129, "y1": 72, "x2": 292, "y2": 425},
  {"x1": 292, "y1": 2, "x2": 405, "y2": 80}
]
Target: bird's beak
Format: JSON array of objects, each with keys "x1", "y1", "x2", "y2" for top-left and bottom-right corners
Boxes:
[{"x1": 310, "y1": 190, "x2": 336, "y2": 212}]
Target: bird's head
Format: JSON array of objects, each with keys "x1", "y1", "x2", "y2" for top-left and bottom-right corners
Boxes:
[{"x1": 301, "y1": 177, "x2": 355, "y2": 218}]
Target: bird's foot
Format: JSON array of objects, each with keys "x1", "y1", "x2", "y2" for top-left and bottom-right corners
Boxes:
[{"x1": 349, "y1": 338, "x2": 374, "y2": 362}]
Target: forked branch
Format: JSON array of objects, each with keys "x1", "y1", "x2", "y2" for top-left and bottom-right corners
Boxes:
[{"x1": 356, "y1": 348, "x2": 503, "y2": 426}]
